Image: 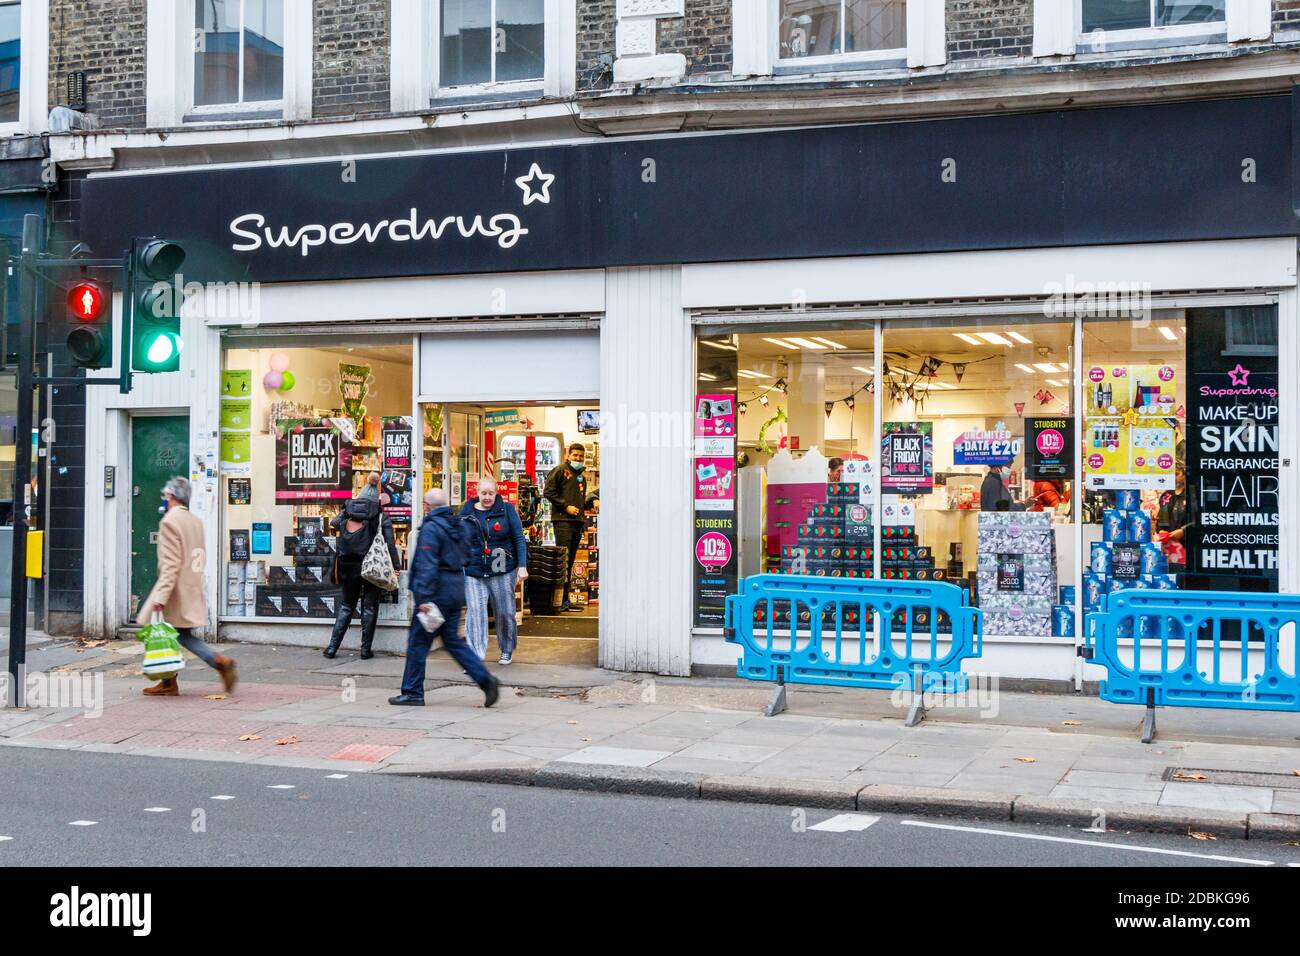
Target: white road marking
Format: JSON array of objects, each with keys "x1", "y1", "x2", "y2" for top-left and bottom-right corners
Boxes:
[
  {"x1": 324, "y1": 774, "x2": 348, "y2": 780},
  {"x1": 68, "y1": 820, "x2": 98, "y2": 827},
  {"x1": 267, "y1": 784, "x2": 296, "y2": 790},
  {"x1": 809, "y1": 814, "x2": 881, "y2": 833},
  {"x1": 0, "y1": 836, "x2": 12, "y2": 842},
  {"x1": 210, "y1": 795, "x2": 236, "y2": 801},
  {"x1": 899, "y1": 820, "x2": 1273, "y2": 866},
  {"x1": 143, "y1": 807, "x2": 171, "y2": 813}
]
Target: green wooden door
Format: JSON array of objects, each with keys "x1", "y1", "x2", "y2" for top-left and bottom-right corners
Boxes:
[{"x1": 130, "y1": 416, "x2": 190, "y2": 616}]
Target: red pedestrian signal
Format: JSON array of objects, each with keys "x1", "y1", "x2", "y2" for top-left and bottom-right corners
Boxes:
[
  {"x1": 68, "y1": 281, "x2": 106, "y2": 321},
  {"x1": 66, "y1": 280, "x2": 113, "y2": 369}
]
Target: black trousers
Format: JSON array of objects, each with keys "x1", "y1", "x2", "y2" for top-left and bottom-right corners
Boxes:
[
  {"x1": 330, "y1": 563, "x2": 381, "y2": 648},
  {"x1": 552, "y1": 521, "x2": 584, "y2": 603}
]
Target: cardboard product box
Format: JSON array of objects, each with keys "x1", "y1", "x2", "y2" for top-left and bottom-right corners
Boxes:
[
  {"x1": 254, "y1": 588, "x2": 288, "y2": 618},
  {"x1": 308, "y1": 592, "x2": 341, "y2": 618},
  {"x1": 842, "y1": 567, "x2": 874, "y2": 578},
  {"x1": 825, "y1": 483, "x2": 861, "y2": 503},
  {"x1": 983, "y1": 610, "x2": 1054, "y2": 636},
  {"x1": 808, "y1": 503, "x2": 846, "y2": 520},
  {"x1": 798, "y1": 523, "x2": 845, "y2": 543},
  {"x1": 281, "y1": 592, "x2": 312, "y2": 618},
  {"x1": 977, "y1": 592, "x2": 1055, "y2": 617},
  {"x1": 881, "y1": 525, "x2": 917, "y2": 543},
  {"x1": 1052, "y1": 605, "x2": 1075, "y2": 637}
]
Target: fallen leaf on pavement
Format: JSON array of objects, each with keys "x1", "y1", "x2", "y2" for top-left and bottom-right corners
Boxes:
[
  {"x1": 238, "y1": 735, "x2": 261, "y2": 741},
  {"x1": 905, "y1": 753, "x2": 919, "y2": 758},
  {"x1": 1015, "y1": 757, "x2": 1038, "y2": 763},
  {"x1": 1292, "y1": 770, "x2": 1300, "y2": 777},
  {"x1": 274, "y1": 735, "x2": 300, "y2": 746},
  {"x1": 1284, "y1": 841, "x2": 1300, "y2": 847},
  {"x1": 1188, "y1": 830, "x2": 1216, "y2": 841},
  {"x1": 1061, "y1": 720, "x2": 1081, "y2": 726},
  {"x1": 566, "y1": 720, "x2": 578, "y2": 725},
  {"x1": 1173, "y1": 771, "x2": 1208, "y2": 781},
  {"x1": 82, "y1": 640, "x2": 108, "y2": 648},
  {"x1": 580, "y1": 737, "x2": 591, "y2": 742},
  {"x1": 203, "y1": 694, "x2": 226, "y2": 700}
]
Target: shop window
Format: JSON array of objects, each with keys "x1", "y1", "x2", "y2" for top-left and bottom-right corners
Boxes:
[
  {"x1": 779, "y1": 0, "x2": 907, "y2": 59},
  {"x1": 440, "y1": 0, "x2": 545, "y2": 89},
  {"x1": 193, "y1": 0, "x2": 284, "y2": 108},
  {"x1": 220, "y1": 344, "x2": 414, "y2": 622},
  {"x1": 0, "y1": 1, "x2": 19, "y2": 124},
  {"x1": 1082, "y1": 307, "x2": 1278, "y2": 602},
  {"x1": 881, "y1": 317, "x2": 1075, "y2": 640}
]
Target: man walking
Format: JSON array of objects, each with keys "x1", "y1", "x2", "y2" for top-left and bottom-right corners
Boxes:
[
  {"x1": 544, "y1": 442, "x2": 599, "y2": 612},
  {"x1": 137, "y1": 477, "x2": 237, "y2": 696},
  {"x1": 390, "y1": 488, "x2": 499, "y2": 707}
]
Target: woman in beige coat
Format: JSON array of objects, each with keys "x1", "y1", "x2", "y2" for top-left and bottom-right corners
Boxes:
[{"x1": 137, "y1": 477, "x2": 237, "y2": 696}]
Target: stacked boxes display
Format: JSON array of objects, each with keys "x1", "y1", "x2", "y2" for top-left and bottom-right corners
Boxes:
[
  {"x1": 1082, "y1": 489, "x2": 1178, "y2": 639},
  {"x1": 976, "y1": 511, "x2": 1058, "y2": 637},
  {"x1": 777, "y1": 487, "x2": 873, "y2": 579}
]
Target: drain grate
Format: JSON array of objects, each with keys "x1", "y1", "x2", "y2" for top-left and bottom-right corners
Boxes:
[{"x1": 1164, "y1": 767, "x2": 1300, "y2": 789}]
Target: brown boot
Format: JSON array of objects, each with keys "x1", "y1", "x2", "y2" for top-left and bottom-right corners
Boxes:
[
  {"x1": 143, "y1": 676, "x2": 178, "y2": 696},
  {"x1": 214, "y1": 656, "x2": 238, "y2": 694}
]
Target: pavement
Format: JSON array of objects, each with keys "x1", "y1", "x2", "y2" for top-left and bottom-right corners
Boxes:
[{"x1": 3, "y1": 632, "x2": 1300, "y2": 846}]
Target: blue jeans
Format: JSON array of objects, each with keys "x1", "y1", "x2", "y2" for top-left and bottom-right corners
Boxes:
[
  {"x1": 177, "y1": 627, "x2": 218, "y2": 668},
  {"x1": 399, "y1": 603, "x2": 492, "y2": 698}
]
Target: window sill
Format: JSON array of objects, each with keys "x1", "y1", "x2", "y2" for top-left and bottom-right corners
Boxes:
[
  {"x1": 432, "y1": 85, "x2": 546, "y2": 109},
  {"x1": 1075, "y1": 30, "x2": 1227, "y2": 55},
  {"x1": 183, "y1": 108, "x2": 285, "y2": 125},
  {"x1": 774, "y1": 53, "x2": 909, "y2": 77}
]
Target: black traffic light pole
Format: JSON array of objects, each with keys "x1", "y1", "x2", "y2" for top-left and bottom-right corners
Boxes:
[{"x1": 6, "y1": 213, "x2": 131, "y2": 707}]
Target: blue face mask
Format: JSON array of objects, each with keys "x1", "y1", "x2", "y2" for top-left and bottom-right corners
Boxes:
[{"x1": 569, "y1": 461, "x2": 585, "y2": 474}]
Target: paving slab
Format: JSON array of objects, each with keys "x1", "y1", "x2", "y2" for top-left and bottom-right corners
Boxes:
[
  {"x1": 1048, "y1": 784, "x2": 1162, "y2": 806},
  {"x1": 1158, "y1": 781, "x2": 1274, "y2": 813}
]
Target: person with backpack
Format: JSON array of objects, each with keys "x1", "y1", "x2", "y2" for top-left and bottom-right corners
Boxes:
[
  {"x1": 325, "y1": 472, "x2": 400, "y2": 660},
  {"x1": 390, "y1": 487, "x2": 499, "y2": 707},
  {"x1": 459, "y1": 477, "x2": 528, "y2": 664}
]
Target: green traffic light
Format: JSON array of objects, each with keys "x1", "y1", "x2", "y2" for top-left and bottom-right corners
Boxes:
[{"x1": 146, "y1": 335, "x2": 174, "y2": 365}]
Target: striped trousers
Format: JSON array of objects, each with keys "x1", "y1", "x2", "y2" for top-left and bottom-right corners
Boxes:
[{"x1": 465, "y1": 573, "x2": 518, "y2": 659}]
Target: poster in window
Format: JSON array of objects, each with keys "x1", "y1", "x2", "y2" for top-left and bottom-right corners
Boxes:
[
  {"x1": 227, "y1": 478, "x2": 252, "y2": 506},
  {"x1": 881, "y1": 422, "x2": 933, "y2": 495},
  {"x1": 1026, "y1": 417, "x2": 1074, "y2": 480},
  {"x1": 275, "y1": 418, "x2": 354, "y2": 500},
  {"x1": 1083, "y1": 364, "x2": 1179, "y2": 491},
  {"x1": 1184, "y1": 307, "x2": 1279, "y2": 586},
  {"x1": 229, "y1": 529, "x2": 251, "y2": 562},
  {"x1": 382, "y1": 469, "x2": 413, "y2": 523},
  {"x1": 382, "y1": 416, "x2": 414, "y2": 468},
  {"x1": 996, "y1": 554, "x2": 1024, "y2": 591}
]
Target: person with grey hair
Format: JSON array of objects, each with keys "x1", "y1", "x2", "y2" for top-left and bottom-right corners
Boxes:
[
  {"x1": 136, "y1": 476, "x2": 237, "y2": 696},
  {"x1": 459, "y1": 477, "x2": 528, "y2": 664},
  {"x1": 390, "y1": 487, "x2": 499, "y2": 707}
]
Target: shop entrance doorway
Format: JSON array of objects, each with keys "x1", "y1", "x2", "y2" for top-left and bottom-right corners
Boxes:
[
  {"x1": 421, "y1": 400, "x2": 600, "y2": 664},
  {"x1": 129, "y1": 414, "x2": 190, "y2": 619}
]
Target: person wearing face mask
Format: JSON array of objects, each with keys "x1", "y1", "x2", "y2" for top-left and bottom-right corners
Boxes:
[
  {"x1": 544, "y1": 442, "x2": 600, "y2": 613},
  {"x1": 980, "y1": 464, "x2": 1011, "y2": 512}
]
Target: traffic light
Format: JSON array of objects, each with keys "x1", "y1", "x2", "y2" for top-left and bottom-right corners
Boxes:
[
  {"x1": 129, "y1": 237, "x2": 185, "y2": 373},
  {"x1": 65, "y1": 279, "x2": 111, "y2": 369}
]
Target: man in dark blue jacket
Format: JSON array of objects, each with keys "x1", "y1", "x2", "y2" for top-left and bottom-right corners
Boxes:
[{"x1": 390, "y1": 488, "x2": 499, "y2": 707}]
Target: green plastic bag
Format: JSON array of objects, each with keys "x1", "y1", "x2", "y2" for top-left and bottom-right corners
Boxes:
[{"x1": 139, "y1": 618, "x2": 186, "y2": 681}]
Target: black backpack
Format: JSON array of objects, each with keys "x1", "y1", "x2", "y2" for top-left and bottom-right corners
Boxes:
[{"x1": 336, "y1": 500, "x2": 378, "y2": 558}]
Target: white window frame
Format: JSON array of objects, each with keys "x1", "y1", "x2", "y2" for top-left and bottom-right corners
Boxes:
[
  {"x1": 390, "y1": 0, "x2": 575, "y2": 111},
  {"x1": 0, "y1": 0, "x2": 49, "y2": 137},
  {"x1": 734, "y1": 0, "x2": 943, "y2": 79},
  {"x1": 1035, "y1": 0, "x2": 1269, "y2": 57},
  {"x1": 147, "y1": 0, "x2": 311, "y2": 127}
]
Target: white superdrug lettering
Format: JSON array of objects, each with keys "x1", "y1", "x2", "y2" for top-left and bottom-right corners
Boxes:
[{"x1": 229, "y1": 207, "x2": 530, "y2": 257}]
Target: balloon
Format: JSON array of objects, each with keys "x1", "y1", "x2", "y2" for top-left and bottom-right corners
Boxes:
[
  {"x1": 269, "y1": 353, "x2": 290, "y2": 372},
  {"x1": 278, "y1": 371, "x2": 296, "y2": 392},
  {"x1": 262, "y1": 371, "x2": 283, "y2": 390}
]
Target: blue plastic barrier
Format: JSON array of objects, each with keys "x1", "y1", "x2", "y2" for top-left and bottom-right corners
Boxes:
[
  {"x1": 724, "y1": 575, "x2": 983, "y2": 723},
  {"x1": 1084, "y1": 589, "x2": 1300, "y2": 742}
]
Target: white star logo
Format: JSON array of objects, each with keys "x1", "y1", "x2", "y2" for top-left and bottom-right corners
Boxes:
[{"x1": 514, "y1": 163, "x2": 555, "y2": 206}]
